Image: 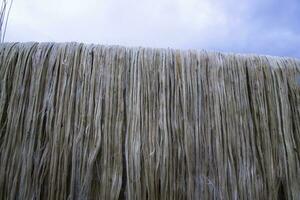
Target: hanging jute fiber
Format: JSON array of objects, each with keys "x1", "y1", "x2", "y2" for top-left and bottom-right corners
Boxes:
[{"x1": 0, "y1": 42, "x2": 300, "y2": 200}]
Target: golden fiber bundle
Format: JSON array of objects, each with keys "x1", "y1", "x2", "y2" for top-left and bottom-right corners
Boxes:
[{"x1": 0, "y1": 42, "x2": 300, "y2": 199}]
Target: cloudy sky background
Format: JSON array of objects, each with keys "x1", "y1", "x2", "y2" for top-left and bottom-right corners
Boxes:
[{"x1": 5, "y1": 0, "x2": 300, "y2": 58}]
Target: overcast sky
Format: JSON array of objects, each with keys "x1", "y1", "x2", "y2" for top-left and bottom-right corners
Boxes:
[{"x1": 5, "y1": 0, "x2": 300, "y2": 58}]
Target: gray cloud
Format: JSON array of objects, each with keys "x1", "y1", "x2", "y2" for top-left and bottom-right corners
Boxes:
[{"x1": 5, "y1": 0, "x2": 300, "y2": 58}]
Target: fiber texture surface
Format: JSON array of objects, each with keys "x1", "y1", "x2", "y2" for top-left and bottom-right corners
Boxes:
[{"x1": 0, "y1": 42, "x2": 300, "y2": 199}]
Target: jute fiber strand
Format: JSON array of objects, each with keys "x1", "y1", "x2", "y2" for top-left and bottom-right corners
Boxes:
[{"x1": 0, "y1": 42, "x2": 300, "y2": 200}]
